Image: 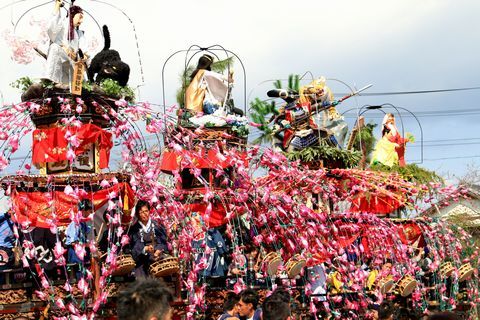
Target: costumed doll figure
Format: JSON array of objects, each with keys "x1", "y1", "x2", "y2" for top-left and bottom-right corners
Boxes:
[
  {"x1": 272, "y1": 77, "x2": 343, "y2": 152},
  {"x1": 45, "y1": 0, "x2": 86, "y2": 84},
  {"x1": 371, "y1": 113, "x2": 413, "y2": 167},
  {"x1": 185, "y1": 54, "x2": 233, "y2": 115},
  {"x1": 298, "y1": 77, "x2": 334, "y2": 108},
  {"x1": 128, "y1": 200, "x2": 168, "y2": 278},
  {"x1": 271, "y1": 93, "x2": 319, "y2": 152},
  {"x1": 301, "y1": 77, "x2": 349, "y2": 147},
  {"x1": 272, "y1": 97, "x2": 322, "y2": 152}
]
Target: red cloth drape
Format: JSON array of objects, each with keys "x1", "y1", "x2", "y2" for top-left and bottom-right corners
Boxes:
[
  {"x1": 388, "y1": 132, "x2": 408, "y2": 167},
  {"x1": 185, "y1": 202, "x2": 228, "y2": 228},
  {"x1": 332, "y1": 220, "x2": 362, "y2": 248},
  {"x1": 349, "y1": 192, "x2": 403, "y2": 214},
  {"x1": 32, "y1": 123, "x2": 113, "y2": 169},
  {"x1": 160, "y1": 149, "x2": 241, "y2": 171},
  {"x1": 397, "y1": 222, "x2": 425, "y2": 247},
  {"x1": 11, "y1": 182, "x2": 134, "y2": 228}
]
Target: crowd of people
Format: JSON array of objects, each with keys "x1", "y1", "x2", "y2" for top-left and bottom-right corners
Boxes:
[
  {"x1": 116, "y1": 278, "x2": 464, "y2": 320},
  {"x1": 0, "y1": 199, "x2": 169, "y2": 281}
]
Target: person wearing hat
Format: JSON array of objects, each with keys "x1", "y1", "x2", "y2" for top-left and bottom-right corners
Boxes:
[{"x1": 45, "y1": 0, "x2": 86, "y2": 84}]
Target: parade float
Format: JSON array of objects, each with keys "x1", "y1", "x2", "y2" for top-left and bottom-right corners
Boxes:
[{"x1": 0, "y1": 1, "x2": 478, "y2": 320}]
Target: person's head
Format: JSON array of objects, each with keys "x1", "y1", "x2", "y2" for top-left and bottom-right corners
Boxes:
[
  {"x1": 190, "y1": 54, "x2": 214, "y2": 80},
  {"x1": 270, "y1": 289, "x2": 290, "y2": 303},
  {"x1": 365, "y1": 309, "x2": 378, "y2": 320},
  {"x1": 68, "y1": 5, "x2": 84, "y2": 40},
  {"x1": 72, "y1": 10, "x2": 84, "y2": 27},
  {"x1": 428, "y1": 312, "x2": 462, "y2": 320},
  {"x1": 196, "y1": 54, "x2": 213, "y2": 71},
  {"x1": 135, "y1": 200, "x2": 151, "y2": 225},
  {"x1": 103, "y1": 209, "x2": 117, "y2": 225},
  {"x1": 238, "y1": 289, "x2": 259, "y2": 317},
  {"x1": 78, "y1": 199, "x2": 93, "y2": 218},
  {"x1": 262, "y1": 295, "x2": 291, "y2": 320},
  {"x1": 383, "y1": 113, "x2": 395, "y2": 126},
  {"x1": 223, "y1": 292, "x2": 240, "y2": 313},
  {"x1": 381, "y1": 113, "x2": 396, "y2": 136},
  {"x1": 378, "y1": 302, "x2": 394, "y2": 320},
  {"x1": 395, "y1": 307, "x2": 417, "y2": 320},
  {"x1": 117, "y1": 278, "x2": 173, "y2": 320}
]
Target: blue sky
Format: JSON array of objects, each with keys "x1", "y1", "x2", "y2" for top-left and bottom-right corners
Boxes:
[{"x1": 0, "y1": 0, "x2": 479, "y2": 180}]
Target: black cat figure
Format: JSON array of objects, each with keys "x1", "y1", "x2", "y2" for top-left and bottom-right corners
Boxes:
[{"x1": 88, "y1": 25, "x2": 130, "y2": 87}]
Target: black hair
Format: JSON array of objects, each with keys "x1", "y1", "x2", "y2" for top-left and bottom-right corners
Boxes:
[
  {"x1": 103, "y1": 209, "x2": 115, "y2": 224},
  {"x1": 381, "y1": 113, "x2": 395, "y2": 137},
  {"x1": 378, "y1": 302, "x2": 394, "y2": 319},
  {"x1": 240, "y1": 288, "x2": 259, "y2": 310},
  {"x1": 262, "y1": 295, "x2": 291, "y2": 320},
  {"x1": 135, "y1": 200, "x2": 150, "y2": 218},
  {"x1": 223, "y1": 292, "x2": 240, "y2": 312},
  {"x1": 117, "y1": 278, "x2": 173, "y2": 320},
  {"x1": 270, "y1": 288, "x2": 290, "y2": 303},
  {"x1": 428, "y1": 312, "x2": 462, "y2": 320},
  {"x1": 190, "y1": 54, "x2": 214, "y2": 81},
  {"x1": 78, "y1": 199, "x2": 93, "y2": 211}
]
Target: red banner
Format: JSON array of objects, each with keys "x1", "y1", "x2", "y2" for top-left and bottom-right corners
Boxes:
[
  {"x1": 11, "y1": 182, "x2": 134, "y2": 228},
  {"x1": 349, "y1": 192, "x2": 403, "y2": 214},
  {"x1": 160, "y1": 149, "x2": 247, "y2": 171},
  {"x1": 32, "y1": 123, "x2": 113, "y2": 169}
]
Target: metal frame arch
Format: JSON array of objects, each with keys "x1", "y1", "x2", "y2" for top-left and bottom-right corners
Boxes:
[{"x1": 161, "y1": 44, "x2": 247, "y2": 115}]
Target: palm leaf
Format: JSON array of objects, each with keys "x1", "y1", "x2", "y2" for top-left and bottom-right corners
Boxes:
[
  {"x1": 211, "y1": 57, "x2": 234, "y2": 73},
  {"x1": 274, "y1": 79, "x2": 282, "y2": 89}
]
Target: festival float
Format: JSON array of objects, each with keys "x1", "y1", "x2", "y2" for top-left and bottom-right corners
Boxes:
[{"x1": 0, "y1": 1, "x2": 478, "y2": 319}]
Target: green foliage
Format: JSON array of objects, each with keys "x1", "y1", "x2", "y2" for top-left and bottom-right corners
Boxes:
[
  {"x1": 231, "y1": 124, "x2": 249, "y2": 137},
  {"x1": 285, "y1": 144, "x2": 361, "y2": 168},
  {"x1": 10, "y1": 76, "x2": 33, "y2": 92},
  {"x1": 369, "y1": 162, "x2": 443, "y2": 185},
  {"x1": 249, "y1": 98, "x2": 278, "y2": 144},
  {"x1": 176, "y1": 57, "x2": 234, "y2": 107},
  {"x1": 211, "y1": 57, "x2": 234, "y2": 73},
  {"x1": 99, "y1": 79, "x2": 135, "y2": 101},
  {"x1": 205, "y1": 122, "x2": 216, "y2": 127},
  {"x1": 176, "y1": 65, "x2": 195, "y2": 107},
  {"x1": 82, "y1": 81, "x2": 93, "y2": 92},
  {"x1": 353, "y1": 122, "x2": 377, "y2": 160},
  {"x1": 288, "y1": 74, "x2": 300, "y2": 92},
  {"x1": 249, "y1": 74, "x2": 301, "y2": 145},
  {"x1": 273, "y1": 79, "x2": 282, "y2": 90},
  {"x1": 273, "y1": 74, "x2": 300, "y2": 92}
]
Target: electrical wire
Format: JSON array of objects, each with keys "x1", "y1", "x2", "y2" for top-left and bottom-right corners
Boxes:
[
  {"x1": 335, "y1": 86, "x2": 480, "y2": 96},
  {"x1": 345, "y1": 108, "x2": 480, "y2": 115},
  {"x1": 410, "y1": 142, "x2": 480, "y2": 148},
  {"x1": 423, "y1": 155, "x2": 480, "y2": 161}
]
